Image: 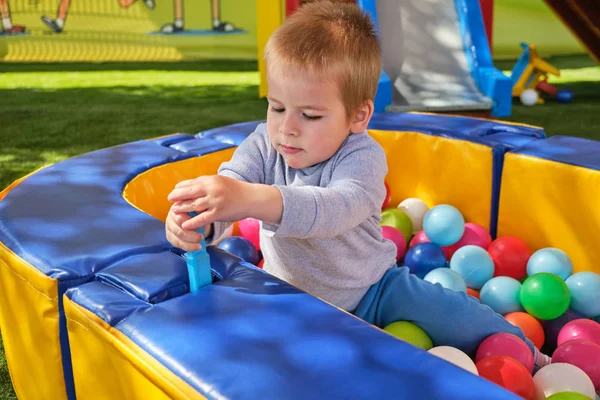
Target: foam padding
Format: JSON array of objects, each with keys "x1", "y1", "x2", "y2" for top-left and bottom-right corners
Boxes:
[
  {"x1": 498, "y1": 136, "x2": 600, "y2": 273},
  {"x1": 65, "y1": 247, "x2": 520, "y2": 400},
  {"x1": 0, "y1": 134, "x2": 240, "y2": 400}
]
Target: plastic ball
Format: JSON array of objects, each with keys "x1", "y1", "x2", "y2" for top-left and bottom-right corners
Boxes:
[
  {"x1": 527, "y1": 248, "x2": 573, "y2": 280},
  {"x1": 480, "y1": 276, "x2": 523, "y2": 315},
  {"x1": 552, "y1": 339, "x2": 600, "y2": 390},
  {"x1": 476, "y1": 355, "x2": 535, "y2": 400},
  {"x1": 422, "y1": 205, "x2": 465, "y2": 246},
  {"x1": 397, "y1": 198, "x2": 429, "y2": 233},
  {"x1": 428, "y1": 346, "x2": 478, "y2": 375},
  {"x1": 380, "y1": 208, "x2": 412, "y2": 243},
  {"x1": 556, "y1": 89, "x2": 574, "y2": 104},
  {"x1": 447, "y1": 223, "x2": 492, "y2": 258},
  {"x1": 238, "y1": 217, "x2": 261, "y2": 250},
  {"x1": 520, "y1": 88, "x2": 539, "y2": 106},
  {"x1": 409, "y1": 231, "x2": 454, "y2": 259},
  {"x1": 381, "y1": 225, "x2": 407, "y2": 261},
  {"x1": 566, "y1": 272, "x2": 600, "y2": 317},
  {"x1": 383, "y1": 321, "x2": 433, "y2": 350},
  {"x1": 488, "y1": 236, "x2": 532, "y2": 280},
  {"x1": 476, "y1": 332, "x2": 534, "y2": 373},
  {"x1": 521, "y1": 273, "x2": 570, "y2": 320},
  {"x1": 217, "y1": 237, "x2": 260, "y2": 265},
  {"x1": 382, "y1": 181, "x2": 391, "y2": 210},
  {"x1": 544, "y1": 310, "x2": 588, "y2": 351},
  {"x1": 404, "y1": 242, "x2": 447, "y2": 278},
  {"x1": 423, "y1": 268, "x2": 467, "y2": 292},
  {"x1": 533, "y1": 363, "x2": 596, "y2": 400},
  {"x1": 449, "y1": 245, "x2": 495, "y2": 290},
  {"x1": 558, "y1": 319, "x2": 600, "y2": 348},
  {"x1": 258, "y1": 259, "x2": 264, "y2": 269},
  {"x1": 546, "y1": 392, "x2": 596, "y2": 400},
  {"x1": 467, "y1": 288, "x2": 480, "y2": 300},
  {"x1": 505, "y1": 312, "x2": 545, "y2": 350}
]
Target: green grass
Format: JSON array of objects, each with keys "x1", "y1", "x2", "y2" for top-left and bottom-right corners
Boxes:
[{"x1": 0, "y1": 56, "x2": 598, "y2": 397}]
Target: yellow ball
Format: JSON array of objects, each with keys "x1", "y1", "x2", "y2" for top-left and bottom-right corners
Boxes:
[{"x1": 383, "y1": 321, "x2": 433, "y2": 350}]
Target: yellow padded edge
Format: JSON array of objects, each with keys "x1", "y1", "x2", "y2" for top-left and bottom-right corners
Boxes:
[
  {"x1": 64, "y1": 296, "x2": 207, "y2": 400},
  {"x1": 123, "y1": 148, "x2": 236, "y2": 222},
  {"x1": 498, "y1": 153, "x2": 600, "y2": 273},
  {"x1": 368, "y1": 130, "x2": 493, "y2": 229},
  {"x1": 0, "y1": 241, "x2": 66, "y2": 400}
]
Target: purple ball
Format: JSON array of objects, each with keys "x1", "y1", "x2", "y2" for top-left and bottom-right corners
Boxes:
[{"x1": 542, "y1": 308, "x2": 586, "y2": 352}]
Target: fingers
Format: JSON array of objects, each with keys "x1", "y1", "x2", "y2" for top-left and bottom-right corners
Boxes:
[
  {"x1": 171, "y1": 197, "x2": 208, "y2": 214},
  {"x1": 182, "y1": 210, "x2": 217, "y2": 231},
  {"x1": 168, "y1": 178, "x2": 207, "y2": 203},
  {"x1": 165, "y1": 210, "x2": 205, "y2": 252}
]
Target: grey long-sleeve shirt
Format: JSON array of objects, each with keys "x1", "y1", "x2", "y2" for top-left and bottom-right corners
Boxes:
[{"x1": 210, "y1": 123, "x2": 397, "y2": 311}]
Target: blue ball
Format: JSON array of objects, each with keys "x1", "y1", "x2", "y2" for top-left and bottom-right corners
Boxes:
[
  {"x1": 556, "y1": 89, "x2": 573, "y2": 104},
  {"x1": 527, "y1": 248, "x2": 573, "y2": 280},
  {"x1": 404, "y1": 242, "x2": 447, "y2": 278},
  {"x1": 480, "y1": 276, "x2": 523, "y2": 315},
  {"x1": 565, "y1": 271, "x2": 600, "y2": 317},
  {"x1": 422, "y1": 205, "x2": 465, "y2": 246},
  {"x1": 423, "y1": 268, "x2": 467, "y2": 292},
  {"x1": 218, "y1": 237, "x2": 260, "y2": 265},
  {"x1": 449, "y1": 245, "x2": 495, "y2": 290}
]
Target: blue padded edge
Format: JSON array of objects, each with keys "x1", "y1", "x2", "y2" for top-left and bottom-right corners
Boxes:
[
  {"x1": 66, "y1": 254, "x2": 519, "y2": 400},
  {"x1": 509, "y1": 135, "x2": 600, "y2": 171},
  {"x1": 195, "y1": 120, "x2": 263, "y2": 146},
  {"x1": 511, "y1": 43, "x2": 531, "y2": 90},
  {"x1": 455, "y1": 0, "x2": 512, "y2": 117},
  {"x1": 169, "y1": 138, "x2": 236, "y2": 154},
  {"x1": 153, "y1": 133, "x2": 195, "y2": 147}
]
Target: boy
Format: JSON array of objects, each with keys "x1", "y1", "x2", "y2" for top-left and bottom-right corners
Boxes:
[{"x1": 166, "y1": 1, "x2": 550, "y2": 365}]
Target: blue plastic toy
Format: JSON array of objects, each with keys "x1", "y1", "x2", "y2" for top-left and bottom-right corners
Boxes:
[{"x1": 186, "y1": 212, "x2": 213, "y2": 292}]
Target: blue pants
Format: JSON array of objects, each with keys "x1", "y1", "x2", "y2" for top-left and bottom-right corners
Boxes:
[{"x1": 354, "y1": 266, "x2": 534, "y2": 356}]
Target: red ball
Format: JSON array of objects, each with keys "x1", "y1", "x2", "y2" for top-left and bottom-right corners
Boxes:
[
  {"x1": 476, "y1": 356, "x2": 535, "y2": 400},
  {"x1": 258, "y1": 259, "x2": 264, "y2": 269},
  {"x1": 238, "y1": 218, "x2": 261, "y2": 250},
  {"x1": 382, "y1": 181, "x2": 392, "y2": 210},
  {"x1": 466, "y1": 288, "x2": 480, "y2": 300},
  {"x1": 488, "y1": 236, "x2": 532, "y2": 279},
  {"x1": 444, "y1": 223, "x2": 492, "y2": 259},
  {"x1": 381, "y1": 225, "x2": 407, "y2": 261}
]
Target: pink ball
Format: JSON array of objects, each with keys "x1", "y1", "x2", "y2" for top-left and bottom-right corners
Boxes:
[
  {"x1": 238, "y1": 218, "x2": 261, "y2": 250},
  {"x1": 381, "y1": 226, "x2": 407, "y2": 261},
  {"x1": 410, "y1": 231, "x2": 453, "y2": 259},
  {"x1": 475, "y1": 332, "x2": 534, "y2": 373},
  {"x1": 443, "y1": 223, "x2": 492, "y2": 259},
  {"x1": 558, "y1": 319, "x2": 600, "y2": 347},
  {"x1": 552, "y1": 339, "x2": 600, "y2": 389}
]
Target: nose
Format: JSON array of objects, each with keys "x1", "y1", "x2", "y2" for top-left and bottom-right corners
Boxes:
[{"x1": 279, "y1": 113, "x2": 299, "y2": 137}]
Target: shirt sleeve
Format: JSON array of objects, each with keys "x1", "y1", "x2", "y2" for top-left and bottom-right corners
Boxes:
[
  {"x1": 265, "y1": 136, "x2": 388, "y2": 239},
  {"x1": 207, "y1": 124, "x2": 270, "y2": 244}
]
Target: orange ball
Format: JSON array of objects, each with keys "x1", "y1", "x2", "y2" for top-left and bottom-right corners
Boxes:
[
  {"x1": 258, "y1": 259, "x2": 264, "y2": 269},
  {"x1": 466, "y1": 288, "x2": 480, "y2": 300},
  {"x1": 231, "y1": 221, "x2": 241, "y2": 237},
  {"x1": 504, "y1": 312, "x2": 545, "y2": 350}
]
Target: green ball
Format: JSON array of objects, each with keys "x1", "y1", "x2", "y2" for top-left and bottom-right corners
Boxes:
[
  {"x1": 546, "y1": 392, "x2": 593, "y2": 400},
  {"x1": 383, "y1": 321, "x2": 433, "y2": 350},
  {"x1": 520, "y1": 272, "x2": 570, "y2": 320},
  {"x1": 380, "y1": 208, "x2": 412, "y2": 242}
]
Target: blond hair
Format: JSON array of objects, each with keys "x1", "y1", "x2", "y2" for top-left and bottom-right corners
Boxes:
[{"x1": 264, "y1": 1, "x2": 382, "y2": 118}]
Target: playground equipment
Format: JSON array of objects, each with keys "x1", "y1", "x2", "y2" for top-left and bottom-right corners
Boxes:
[{"x1": 1, "y1": 112, "x2": 599, "y2": 399}]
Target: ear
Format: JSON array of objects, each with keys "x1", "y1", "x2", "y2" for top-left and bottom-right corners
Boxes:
[{"x1": 349, "y1": 100, "x2": 374, "y2": 134}]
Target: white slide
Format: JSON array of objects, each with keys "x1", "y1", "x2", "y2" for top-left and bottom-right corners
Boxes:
[{"x1": 376, "y1": 0, "x2": 493, "y2": 112}]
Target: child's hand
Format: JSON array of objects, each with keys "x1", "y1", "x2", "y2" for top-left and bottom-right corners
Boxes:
[
  {"x1": 165, "y1": 203, "x2": 210, "y2": 252},
  {"x1": 167, "y1": 175, "x2": 255, "y2": 231}
]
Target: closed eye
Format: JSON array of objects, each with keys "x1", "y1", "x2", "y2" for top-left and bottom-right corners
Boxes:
[
  {"x1": 270, "y1": 107, "x2": 285, "y2": 113},
  {"x1": 303, "y1": 113, "x2": 322, "y2": 121}
]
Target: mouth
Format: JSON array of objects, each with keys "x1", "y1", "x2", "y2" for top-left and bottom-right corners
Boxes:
[{"x1": 281, "y1": 145, "x2": 302, "y2": 154}]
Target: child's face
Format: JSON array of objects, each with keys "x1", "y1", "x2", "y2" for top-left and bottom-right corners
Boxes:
[{"x1": 266, "y1": 65, "x2": 354, "y2": 169}]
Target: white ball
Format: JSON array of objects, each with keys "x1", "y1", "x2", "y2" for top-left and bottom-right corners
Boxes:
[
  {"x1": 428, "y1": 346, "x2": 478, "y2": 375},
  {"x1": 532, "y1": 363, "x2": 596, "y2": 400},
  {"x1": 520, "y1": 88, "x2": 539, "y2": 106},
  {"x1": 398, "y1": 198, "x2": 429, "y2": 233}
]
